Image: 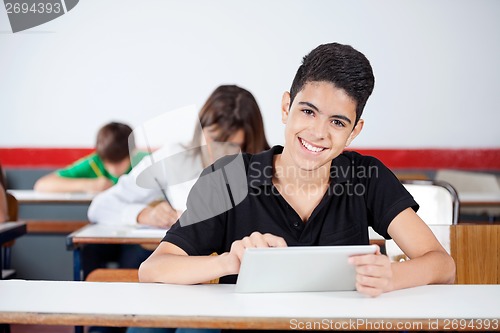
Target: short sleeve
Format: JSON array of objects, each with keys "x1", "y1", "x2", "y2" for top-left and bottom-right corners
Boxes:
[
  {"x1": 162, "y1": 164, "x2": 229, "y2": 256},
  {"x1": 162, "y1": 153, "x2": 248, "y2": 256},
  {"x1": 363, "y1": 157, "x2": 419, "y2": 239},
  {"x1": 57, "y1": 154, "x2": 102, "y2": 179}
]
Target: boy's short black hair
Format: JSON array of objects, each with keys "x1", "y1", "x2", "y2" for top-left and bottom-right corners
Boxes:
[
  {"x1": 289, "y1": 43, "x2": 375, "y2": 125},
  {"x1": 95, "y1": 122, "x2": 133, "y2": 163}
]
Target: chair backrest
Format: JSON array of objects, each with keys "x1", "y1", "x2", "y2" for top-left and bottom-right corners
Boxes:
[
  {"x1": 402, "y1": 180, "x2": 459, "y2": 226},
  {"x1": 86, "y1": 268, "x2": 139, "y2": 282},
  {"x1": 6, "y1": 193, "x2": 18, "y2": 221},
  {"x1": 2, "y1": 193, "x2": 19, "y2": 273},
  {"x1": 385, "y1": 180, "x2": 459, "y2": 261}
]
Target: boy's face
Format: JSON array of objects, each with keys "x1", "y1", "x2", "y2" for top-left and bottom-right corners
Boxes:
[
  {"x1": 201, "y1": 125, "x2": 245, "y2": 165},
  {"x1": 281, "y1": 81, "x2": 363, "y2": 172},
  {"x1": 104, "y1": 158, "x2": 131, "y2": 177}
]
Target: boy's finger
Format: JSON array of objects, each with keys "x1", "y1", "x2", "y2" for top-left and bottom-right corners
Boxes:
[
  {"x1": 349, "y1": 253, "x2": 380, "y2": 265},
  {"x1": 263, "y1": 233, "x2": 287, "y2": 247},
  {"x1": 355, "y1": 263, "x2": 387, "y2": 277}
]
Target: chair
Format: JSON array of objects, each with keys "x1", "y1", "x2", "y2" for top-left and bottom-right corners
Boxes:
[
  {"x1": 385, "y1": 180, "x2": 459, "y2": 262},
  {"x1": 2, "y1": 193, "x2": 19, "y2": 278},
  {"x1": 86, "y1": 268, "x2": 139, "y2": 282},
  {"x1": 6, "y1": 193, "x2": 18, "y2": 221}
]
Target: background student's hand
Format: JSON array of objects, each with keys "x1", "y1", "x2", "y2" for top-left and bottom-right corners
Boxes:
[
  {"x1": 137, "y1": 201, "x2": 181, "y2": 229},
  {"x1": 90, "y1": 177, "x2": 113, "y2": 192},
  {"x1": 348, "y1": 245, "x2": 393, "y2": 297},
  {"x1": 225, "y1": 231, "x2": 287, "y2": 275}
]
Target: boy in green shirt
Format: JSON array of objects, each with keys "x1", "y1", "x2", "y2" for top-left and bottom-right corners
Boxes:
[{"x1": 34, "y1": 122, "x2": 143, "y2": 193}]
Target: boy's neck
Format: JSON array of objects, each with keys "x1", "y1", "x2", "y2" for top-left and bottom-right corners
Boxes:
[{"x1": 272, "y1": 151, "x2": 331, "y2": 187}]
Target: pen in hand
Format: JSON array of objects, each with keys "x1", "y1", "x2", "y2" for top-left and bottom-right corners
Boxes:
[{"x1": 154, "y1": 177, "x2": 171, "y2": 206}]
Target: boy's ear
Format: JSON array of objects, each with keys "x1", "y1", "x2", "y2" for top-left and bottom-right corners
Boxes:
[
  {"x1": 281, "y1": 91, "x2": 291, "y2": 124},
  {"x1": 345, "y1": 119, "x2": 364, "y2": 148}
]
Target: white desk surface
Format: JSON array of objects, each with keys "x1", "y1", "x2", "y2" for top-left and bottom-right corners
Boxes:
[
  {"x1": 69, "y1": 224, "x2": 166, "y2": 240},
  {"x1": 0, "y1": 280, "x2": 498, "y2": 330},
  {"x1": 67, "y1": 224, "x2": 167, "y2": 248},
  {"x1": 7, "y1": 189, "x2": 96, "y2": 204},
  {"x1": 459, "y1": 192, "x2": 500, "y2": 205}
]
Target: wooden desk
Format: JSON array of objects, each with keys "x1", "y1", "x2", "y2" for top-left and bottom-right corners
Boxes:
[
  {"x1": 0, "y1": 222, "x2": 27, "y2": 279},
  {"x1": 6, "y1": 191, "x2": 92, "y2": 280},
  {"x1": 67, "y1": 224, "x2": 166, "y2": 281},
  {"x1": 0, "y1": 281, "x2": 498, "y2": 330},
  {"x1": 384, "y1": 224, "x2": 500, "y2": 285},
  {"x1": 0, "y1": 222, "x2": 26, "y2": 246},
  {"x1": 6, "y1": 190, "x2": 92, "y2": 234},
  {"x1": 451, "y1": 224, "x2": 500, "y2": 284}
]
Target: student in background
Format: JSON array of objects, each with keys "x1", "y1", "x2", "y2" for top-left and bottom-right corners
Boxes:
[
  {"x1": 87, "y1": 85, "x2": 269, "y2": 333},
  {"x1": 86, "y1": 85, "x2": 269, "y2": 278},
  {"x1": 34, "y1": 122, "x2": 141, "y2": 193},
  {"x1": 88, "y1": 85, "x2": 270, "y2": 230},
  {"x1": 139, "y1": 43, "x2": 456, "y2": 300}
]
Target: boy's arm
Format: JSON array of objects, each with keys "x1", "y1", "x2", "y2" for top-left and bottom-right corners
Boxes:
[
  {"x1": 388, "y1": 207, "x2": 456, "y2": 288},
  {"x1": 88, "y1": 172, "x2": 177, "y2": 228},
  {"x1": 34, "y1": 173, "x2": 112, "y2": 193},
  {"x1": 34, "y1": 154, "x2": 113, "y2": 193},
  {"x1": 350, "y1": 208, "x2": 456, "y2": 297},
  {"x1": 139, "y1": 232, "x2": 287, "y2": 284},
  {"x1": 138, "y1": 242, "x2": 236, "y2": 284}
]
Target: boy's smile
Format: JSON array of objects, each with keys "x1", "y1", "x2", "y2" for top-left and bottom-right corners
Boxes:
[{"x1": 280, "y1": 81, "x2": 363, "y2": 174}]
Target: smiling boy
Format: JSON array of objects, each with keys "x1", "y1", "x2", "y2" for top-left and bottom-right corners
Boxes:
[{"x1": 139, "y1": 42, "x2": 455, "y2": 297}]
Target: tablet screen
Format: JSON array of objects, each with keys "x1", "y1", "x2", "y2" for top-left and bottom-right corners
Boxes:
[{"x1": 235, "y1": 245, "x2": 377, "y2": 293}]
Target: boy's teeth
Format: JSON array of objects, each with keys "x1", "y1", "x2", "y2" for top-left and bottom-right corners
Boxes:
[{"x1": 300, "y1": 139, "x2": 324, "y2": 152}]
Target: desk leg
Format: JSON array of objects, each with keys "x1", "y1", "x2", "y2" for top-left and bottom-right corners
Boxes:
[
  {"x1": 0, "y1": 247, "x2": 3, "y2": 280},
  {"x1": 73, "y1": 247, "x2": 83, "y2": 281},
  {"x1": 73, "y1": 248, "x2": 84, "y2": 333}
]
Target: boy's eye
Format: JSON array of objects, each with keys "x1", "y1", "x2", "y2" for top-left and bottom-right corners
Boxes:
[
  {"x1": 302, "y1": 109, "x2": 314, "y2": 116},
  {"x1": 332, "y1": 119, "x2": 345, "y2": 127}
]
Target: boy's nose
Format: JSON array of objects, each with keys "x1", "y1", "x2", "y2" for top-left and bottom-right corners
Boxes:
[{"x1": 311, "y1": 119, "x2": 328, "y2": 139}]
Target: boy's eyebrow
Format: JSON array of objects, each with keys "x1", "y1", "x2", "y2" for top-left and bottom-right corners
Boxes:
[{"x1": 298, "y1": 101, "x2": 353, "y2": 125}]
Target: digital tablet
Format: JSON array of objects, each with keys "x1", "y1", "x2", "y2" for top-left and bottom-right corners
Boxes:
[{"x1": 235, "y1": 245, "x2": 378, "y2": 293}]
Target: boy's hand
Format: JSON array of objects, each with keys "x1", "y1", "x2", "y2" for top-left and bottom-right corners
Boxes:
[
  {"x1": 91, "y1": 177, "x2": 113, "y2": 192},
  {"x1": 348, "y1": 245, "x2": 393, "y2": 297},
  {"x1": 225, "y1": 232, "x2": 287, "y2": 275},
  {"x1": 137, "y1": 201, "x2": 181, "y2": 229}
]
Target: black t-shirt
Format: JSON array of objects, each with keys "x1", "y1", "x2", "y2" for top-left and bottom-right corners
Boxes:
[{"x1": 163, "y1": 145, "x2": 418, "y2": 284}]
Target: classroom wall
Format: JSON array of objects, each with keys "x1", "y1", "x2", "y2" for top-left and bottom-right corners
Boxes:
[{"x1": 1, "y1": 0, "x2": 499, "y2": 152}]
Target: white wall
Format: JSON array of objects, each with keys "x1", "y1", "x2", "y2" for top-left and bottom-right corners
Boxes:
[{"x1": 0, "y1": 0, "x2": 499, "y2": 148}]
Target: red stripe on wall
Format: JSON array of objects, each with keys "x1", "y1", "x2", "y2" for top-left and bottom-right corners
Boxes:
[
  {"x1": 0, "y1": 148, "x2": 499, "y2": 170},
  {"x1": 0, "y1": 148, "x2": 94, "y2": 168},
  {"x1": 348, "y1": 149, "x2": 500, "y2": 170}
]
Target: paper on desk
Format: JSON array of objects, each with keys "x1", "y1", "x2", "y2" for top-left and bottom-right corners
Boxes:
[
  {"x1": 75, "y1": 224, "x2": 167, "y2": 239},
  {"x1": 126, "y1": 225, "x2": 168, "y2": 238}
]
